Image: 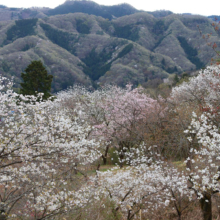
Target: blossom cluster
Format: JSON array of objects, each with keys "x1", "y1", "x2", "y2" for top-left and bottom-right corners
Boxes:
[{"x1": 0, "y1": 76, "x2": 101, "y2": 218}]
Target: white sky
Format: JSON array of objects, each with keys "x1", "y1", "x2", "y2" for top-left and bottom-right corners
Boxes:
[{"x1": 1, "y1": 0, "x2": 220, "y2": 16}]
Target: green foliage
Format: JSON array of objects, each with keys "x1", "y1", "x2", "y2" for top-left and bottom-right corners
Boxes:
[
  {"x1": 113, "y1": 24, "x2": 139, "y2": 41},
  {"x1": 40, "y1": 23, "x2": 78, "y2": 53},
  {"x1": 174, "y1": 74, "x2": 179, "y2": 84},
  {"x1": 175, "y1": 72, "x2": 191, "y2": 86},
  {"x1": 166, "y1": 66, "x2": 178, "y2": 73},
  {"x1": 21, "y1": 43, "x2": 35, "y2": 51},
  {"x1": 76, "y1": 19, "x2": 90, "y2": 34},
  {"x1": 81, "y1": 43, "x2": 133, "y2": 81},
  {"x1": 99, "y1": 20, "x2": 112, "y2": 33},
  {"x1": 178, "y1": 36, "x2": 197, "y2": 56},
  {"x1": 81, "y1": 48, "x2": 113, "y2": 80},
  {"x1": 107, "y1": 147, "x2": 119, "y2": 165},
  {"x1": 58, "y1": 74, "x2": 76, "y2": 91},
  {"x1": 152, "y1": 20, "x2": 166, "y2": 35},
  {"x1": 161, "y1": 59, "x2": 178, "y2": 73},
  {"x1": 177, "y1": 36, "x2": 204, "y2": 69},
  {"x1": 6, "y1": 18, "x2": 38, "y2": 43},
  {"x1": 161, "y1": 58, "x2": 166, "y2": 66},
  {"x1": 1, "y1": 61, "x2": 10, "y2": 72},
  {"x1": 69, "y1": 197, "x2": 122, "y2": 220},
  {"x1": 189, "y1": 57, "x2": 204, "y2": 69},
  {"x1": 117, "y1": 43, "x2": 133, "y2": 58},
  {"x1": 96, "y1": 30, "x2": 104, "y2": 35},
  {"x1": 152, "y1": 20, "x2": 170, "y2": 51},
  {"x1": 152, "y1": 30, "x2": 172, "y2": 51},
  {"x1": 20, "y1": 60, "x2": 53, "y2": 100}
]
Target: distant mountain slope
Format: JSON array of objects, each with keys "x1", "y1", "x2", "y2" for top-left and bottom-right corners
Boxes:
[
  {"x1": 47, "y1": 1, "x2": 139, "y2": 19},
  {"x1": 0, "y1": 1, "x2": 140, "y2": 22},
  {"x1": 47, "y1": 1, "x2": 112, "y2": 19},
  {"x1": 0, "y1": 35, "x2": 92, "y2": 92},
  {"x1": 102, "y1": 3, "x2": 139, "y2": 18},
  {"x1": 0, "y1": 3, "x2": 219, "y2": 92},
  {"x1": 0, "y1": 6, "x2": 48, "y2": 21},
  {"x1": 147, "y1": 10, "x2": 173, "y2": 18}
]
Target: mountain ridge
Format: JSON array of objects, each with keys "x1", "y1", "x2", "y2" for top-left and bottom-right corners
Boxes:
[{"x1": 0, "y1": 1, "x2": 219, "y2": 92}]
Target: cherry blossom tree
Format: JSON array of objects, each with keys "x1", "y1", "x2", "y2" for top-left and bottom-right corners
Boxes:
[
  {"x1": 88, "y1": 144, "x2": 194, "y2": 220},
  {"x1": 57, "y1": 85, "x2": 109, "y2": 166},
  {"x1": 171, "y1": 64, "x2": 220, "y2": 220},
  {"x1": 91, "y1": 85, "x2": 160, "y2": 167},
  {"x1": 0, "y1": 76, "x2": 101, "y2": 219},
  {"x1": 170, "y1": 65, "x2": 220, "y2": 106},
  {"x1": 184, "y1": 111, "x2": 220, "y2": 220},
  {"x1": 57, "y1": 85, "x2": 162, "y2": 166}
]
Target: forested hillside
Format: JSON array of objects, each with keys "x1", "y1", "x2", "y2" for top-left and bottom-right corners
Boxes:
[{"x1": 0, "y1": 1, "x2": 219, "y2": 92}]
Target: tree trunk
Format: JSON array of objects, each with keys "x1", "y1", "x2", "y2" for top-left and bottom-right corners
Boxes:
[
  {"x1": 102, "y1": 145, "x2": 110, "y2": 165},
  {"x1": 200, "y1": 192, "x2": 212, "y2": 220},
  {"x1": 127, "y1": 209, "x2": 132, "y2": 220},
  {"x1": 74, "y1": 163, "x2": 78, "y2": 174},
  {"x1": 112, "y1": 207, "x2": 120, "y2": 220},
  {"x1": 102, "y1": 155, "x2": 107, "y2": 165},
  {"x1": 119, "y1": 154, "x2": 124, "y2": 168}
]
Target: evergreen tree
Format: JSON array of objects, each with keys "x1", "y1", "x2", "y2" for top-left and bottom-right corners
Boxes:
[{"x1": 20, "y1": 60, "x2": 53, "y2": 100}]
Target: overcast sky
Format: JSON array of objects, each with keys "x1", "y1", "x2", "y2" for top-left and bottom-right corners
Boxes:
[{"x1": 1, "y1": 0, "x2": 220, "y2": 16}]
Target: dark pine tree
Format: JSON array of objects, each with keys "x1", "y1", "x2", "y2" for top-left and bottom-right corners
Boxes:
[{"x1": 20, "y1": 60, "x2": 53, "y2": 100}]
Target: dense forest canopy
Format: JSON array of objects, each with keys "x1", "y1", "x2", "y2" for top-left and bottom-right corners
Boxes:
[{"x1": 0, "y1": 1, "x2": 219, "y2": 94}]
